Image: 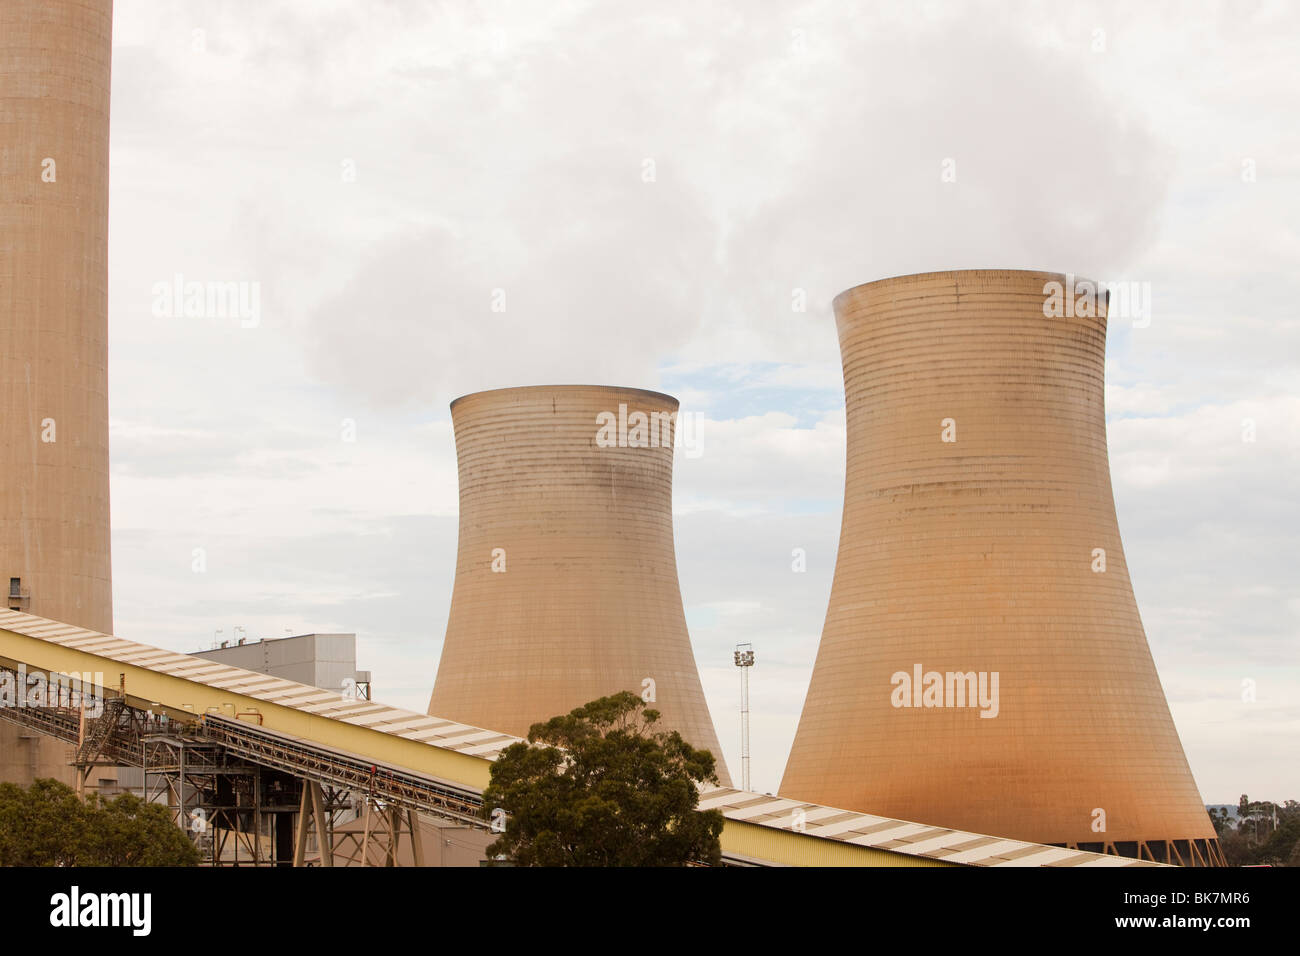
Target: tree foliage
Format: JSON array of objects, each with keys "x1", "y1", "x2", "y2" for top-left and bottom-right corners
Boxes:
[
  {"x1": 481, "y1": 691, "x2": 725, "y2": 866},
  {"x1": 1214, "y1": 794, "x2": 1300, "y2": 867},
  {"x1": 0, "y1": 778, "x2": 200, "y2": 866}
]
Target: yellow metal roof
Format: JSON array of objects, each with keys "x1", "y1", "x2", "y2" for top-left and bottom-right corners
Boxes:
[{"x1": 0, "y1": 610, "x2": 1161, "y2": 867}]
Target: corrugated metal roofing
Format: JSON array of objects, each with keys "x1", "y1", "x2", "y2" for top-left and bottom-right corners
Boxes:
[
  {"x1": 0, "y1": 609, "x2": 1161, "y2": 867},
  {"x1": 0, "y1": 609, "x2": 522, "y2": 759}
]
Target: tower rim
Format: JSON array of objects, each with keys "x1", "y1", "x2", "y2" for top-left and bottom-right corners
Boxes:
[
  {"x1": 449, "y1": 384, "x2": 679, "y2": 412},
  {"x1": 832, "y1": 268, "x2": 1103, "y2": 311}
]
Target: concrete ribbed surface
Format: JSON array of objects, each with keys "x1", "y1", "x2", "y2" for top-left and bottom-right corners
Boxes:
[
  {"x1": 428, "y1": 385, "x2": 730, "y2": 785},
  {"x1": 780, "y1": 270, "x2": 1215, "y2": 850},
  {"x1": 0, "y1": 0, "x2": 114, "y2": 783}
]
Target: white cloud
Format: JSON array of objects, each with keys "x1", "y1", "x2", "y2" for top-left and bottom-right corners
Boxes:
[{"x1": 98, "y1": 0, "x2": 1299, "y2": 801}]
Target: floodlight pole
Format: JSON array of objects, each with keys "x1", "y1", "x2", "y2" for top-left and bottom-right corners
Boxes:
[{"x1": 733, "y1": 644, "x2": 755, "y2": 792}]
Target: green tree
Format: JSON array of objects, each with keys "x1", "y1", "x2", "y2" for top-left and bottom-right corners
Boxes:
[
  {"x1": 0, "y1": 778, "x2": 199, "y2": 867},
  {"x1": 1208, "y1": 806, "x2": 1234, "y2": 838},
  {"x1": 481, "y1": 691, "x2": 724, "y2": 866},
  {"x1": 0, "y1": 778, "x2": 90, "y2": 866},
  {"x1": 1216, "y1": 794, "x2": 1300, "y2": 866},
  {"x1": 87, "y1": 791, "x2": 201, "y2": 866}
]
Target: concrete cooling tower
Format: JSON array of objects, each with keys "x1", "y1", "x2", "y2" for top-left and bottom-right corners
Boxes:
[
  {"x1": 780, "y1": 270, "x2": 1220, "y2": 865},
  {"x1": 0, "y1": 0, "x2": 114, "y2": 783},
  {"x1": 428, "y1": 385, "x2": 730, "y2": 786}
]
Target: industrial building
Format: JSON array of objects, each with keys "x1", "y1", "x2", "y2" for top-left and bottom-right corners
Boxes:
[
  {"x1": 109, "y1": 632, "x2": 374, "y2": 797},
  {"x1": 779, "y1": 270, "x2": 1222, "y2": 866},
  {"x1": 0, "y1": 1, "x2": 1227, "y2": 869},
  {"x1": 173, "y1": 631, "x2": 491, "y2": 865},
  {"x1": 0, "y1": 608, "x2": 1162, "y2": 867},
  {"x1": 193, "y1": 633, "x2": 372, "y2": 699},
  {"x1": 428, "y1": 385, "x2": 731, "y2": 785},
  {"x1": 0, "y1": 0, "x2": 115, "y2": 790}
]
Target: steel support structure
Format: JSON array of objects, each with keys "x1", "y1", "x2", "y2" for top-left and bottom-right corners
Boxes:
[
  {"x1": 0, "y1": 675, "x2": 486, "y2": 866},
  {"x1": 332, "y1": 798, "x2": 425, "y2": 867},
  {"x1": 1057, "y1": 837, "x2": 1227, "y2": 868}
]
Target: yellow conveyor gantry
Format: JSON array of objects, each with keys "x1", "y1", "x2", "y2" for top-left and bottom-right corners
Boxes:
[{"x1": 0, "y1": 610, "x2": 1157, "y2": 868}]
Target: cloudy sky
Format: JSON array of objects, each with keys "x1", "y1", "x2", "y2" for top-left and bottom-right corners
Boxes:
[{"x1": 104, "y1": 0, "x2": 1298, "y2": 801}]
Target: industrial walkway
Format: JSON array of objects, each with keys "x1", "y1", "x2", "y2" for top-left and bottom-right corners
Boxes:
[{"x1": 0, "y1": 610, "x2": 1157, "y2": 867}]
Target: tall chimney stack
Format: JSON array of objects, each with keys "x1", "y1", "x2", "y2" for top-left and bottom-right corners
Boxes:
[{"x1": 0, "y1": 0, "x2": 115, "y2": 784}]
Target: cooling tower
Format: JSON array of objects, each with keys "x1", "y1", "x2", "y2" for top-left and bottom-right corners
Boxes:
[
  {"x1": 428, "y1": 385, "x2": 730, "y2": 785},
  {"x1": 780, "y1": 270, "x2": 1220, "y2": 865},
  {"x1": 0, "y1": 0, "x2": 114, "y2": 783}
]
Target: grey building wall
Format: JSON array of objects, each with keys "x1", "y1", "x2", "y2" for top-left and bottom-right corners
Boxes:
[{"x1": 191, "y1": 633, "x2": 370, "y2": 696}]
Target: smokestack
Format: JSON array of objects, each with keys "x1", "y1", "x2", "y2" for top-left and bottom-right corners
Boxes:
[
  {"x1": 0, "y1": 1, "x2": 114, "y2": 783},
  {"x1": 428, "y1": 385, "x2": 730, "y2": 786},
  {"x1": 780, "y1": 270, "x2": 1220, "y2": 865}
]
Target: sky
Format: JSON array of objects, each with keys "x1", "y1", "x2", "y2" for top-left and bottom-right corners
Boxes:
[{"x1": 103, "y1": 0, "x2": 1298, "y2": 802}]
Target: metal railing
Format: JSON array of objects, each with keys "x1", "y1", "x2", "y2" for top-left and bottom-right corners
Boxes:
[{"x1": 196, "y1": 714, "x2": 487, "y2": 828}]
